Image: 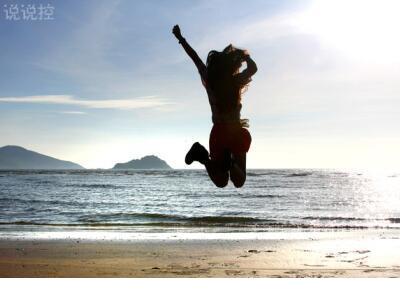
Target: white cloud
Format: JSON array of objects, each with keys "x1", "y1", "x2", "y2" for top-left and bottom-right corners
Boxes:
[
  {"x1": 0, "y1": 95, "x2": 172, "y2": 110},
  {"x1": 59, "y1": 111, "x2": 87, "y2": 115},
  {"x1": 195, "y1": 10, "x2": 305, "y2": 53}
]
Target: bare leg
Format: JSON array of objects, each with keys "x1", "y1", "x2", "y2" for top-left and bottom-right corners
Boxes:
[
  {"x1": 185, "y1": 141, "x2": 229, "y2": 188},
  {"x1": 229, "y1": 153, "x2": 246, "y2": 188},
  {"x1": 204, "y1": 159, "x2": 229, "y2": 188}
]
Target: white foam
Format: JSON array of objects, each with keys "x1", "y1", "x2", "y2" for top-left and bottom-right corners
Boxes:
[{"x1": 0, "y1": 228, "x2": 392, "y2": 241}]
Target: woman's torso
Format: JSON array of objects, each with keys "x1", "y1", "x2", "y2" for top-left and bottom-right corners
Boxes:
[
  {"x1": 209, "y1": 91, "x2": 241, "y2": 124},
  {"x1": 203, "y1": 78, "x2": 242, "y2": 124}
]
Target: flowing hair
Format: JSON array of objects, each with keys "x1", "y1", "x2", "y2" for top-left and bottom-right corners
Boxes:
[{"x1": 206, "y1": 44, "x2": 250, "y2": 126}]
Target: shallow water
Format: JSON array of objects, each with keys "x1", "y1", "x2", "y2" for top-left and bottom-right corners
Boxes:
[{"x1": 1, "y1": 169, "x2": 400, "y2": 232}]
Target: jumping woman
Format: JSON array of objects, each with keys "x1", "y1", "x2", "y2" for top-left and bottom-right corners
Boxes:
[{"x1": 172, "y1": 25, "x2": 257, "y2": 188}]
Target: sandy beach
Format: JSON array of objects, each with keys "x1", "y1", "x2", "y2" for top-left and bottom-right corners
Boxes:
[{"x1": 1, "y1": 230, "x2": 400, "y2": 277}]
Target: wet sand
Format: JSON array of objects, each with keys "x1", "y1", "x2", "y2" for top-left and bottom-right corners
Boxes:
[{"x1": 1, "y1": 230, "x2": 400, "y2": 277}]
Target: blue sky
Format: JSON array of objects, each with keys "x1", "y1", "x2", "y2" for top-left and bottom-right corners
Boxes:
[{"x1": 1, "y1": 0, "x2": 399, "y2": 169}]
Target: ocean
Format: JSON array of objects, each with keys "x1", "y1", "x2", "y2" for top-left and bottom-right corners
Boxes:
[{"x1": 1, "y1": 169, "x2": 400, "y2": 236}]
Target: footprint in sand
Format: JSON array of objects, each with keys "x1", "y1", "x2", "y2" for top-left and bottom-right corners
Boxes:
[
  {"x1": 225, "y1": 270, "x2": 242, "y2": 276},
  {"x1": 248, "y1": 249, "x2": 260, "y2": 253},
  {"x1": 340, "y1": 256, "x2": 368, "y2": 263},
  {"x1": 355, "y1": 250, "x2": 370, "y2": 254}
]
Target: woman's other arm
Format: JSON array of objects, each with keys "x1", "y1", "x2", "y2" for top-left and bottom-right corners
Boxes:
[{"x1": 235, "y1": 54, "x2": 258, "y2": 85}]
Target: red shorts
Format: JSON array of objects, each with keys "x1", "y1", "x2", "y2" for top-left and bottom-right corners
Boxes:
[{"x1": 209, "y1": 123, "x2": 252, "y2": 161}]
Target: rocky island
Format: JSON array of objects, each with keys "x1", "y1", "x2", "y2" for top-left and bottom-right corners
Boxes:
[{"x1": 112, "y1": 155, "x2": 172, "y2": 170}]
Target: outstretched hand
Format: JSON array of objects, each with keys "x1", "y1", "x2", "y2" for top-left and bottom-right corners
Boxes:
[{"x1": 172, "y1": 24, "x2": 182, "y2": 40}]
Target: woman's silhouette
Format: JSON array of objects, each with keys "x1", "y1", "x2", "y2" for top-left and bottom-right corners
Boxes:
[{"x1": 173, "y1": 25, "x2": 257, "y2": 188}]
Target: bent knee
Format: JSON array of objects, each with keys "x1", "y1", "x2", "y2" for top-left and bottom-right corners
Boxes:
[{"x1": 214, "y1": 180, "x2": 229, "y2": 188}]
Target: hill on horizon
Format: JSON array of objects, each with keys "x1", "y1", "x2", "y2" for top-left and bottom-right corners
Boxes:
[
  {"x1": 0, "y1": 145, "x2": 84, "y2": 170},
  {"x1": 113, "y1": 155, "x2": 172, "y2": 170}
]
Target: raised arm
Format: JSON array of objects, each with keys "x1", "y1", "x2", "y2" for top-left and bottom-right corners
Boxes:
[
  {"x1": 235, "y1": 54, "x2": 258, "y2": 85},
  {"x1": 172, "y1": 25, "x2": 207, "y2": 79}
]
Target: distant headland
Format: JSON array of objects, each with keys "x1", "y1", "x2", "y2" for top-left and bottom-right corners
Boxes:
[
  {"x1": 0, "y1": 145, "x2": 84, "y2": 170},
  {"x1": 112, "y1": 155, "x2": 172, "y2": 170},
  {"x1": 0, "y1": 146, "x2": 173, "y2": 170},
  {"x1": 0, "y1": 145, "x2": 173, "y2": 170}
]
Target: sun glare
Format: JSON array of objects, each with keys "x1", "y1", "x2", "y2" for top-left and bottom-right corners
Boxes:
[{"x1": 297, "y1": 0, "x2": 400, "y2": 63}]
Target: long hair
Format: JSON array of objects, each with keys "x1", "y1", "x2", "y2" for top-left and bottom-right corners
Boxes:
[{"x1": 206, "y1": 44, "x2": 249, "y2": 115}]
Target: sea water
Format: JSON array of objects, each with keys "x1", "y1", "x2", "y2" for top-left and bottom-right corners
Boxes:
[{"x1": 1, "y1": 169, "x2": 400, "y2": 236}]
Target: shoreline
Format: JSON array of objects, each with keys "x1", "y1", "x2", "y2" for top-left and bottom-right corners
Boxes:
[
  {"x1": 1, "y1": 226, "x2": 399, "y2": 241},
  {"x1": 1, "y1": 229, "x2": 400, "y2": 277}
]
